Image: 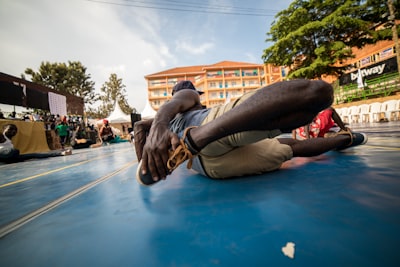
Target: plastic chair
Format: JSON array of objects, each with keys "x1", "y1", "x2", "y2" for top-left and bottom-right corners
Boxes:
[
  {"x1": 348, "y1": 105, "x2": 361, "y2": 123},
  {"x1": 382, "y1": 99, "x2": 400, "y2": 121},
  {"x1": 340, "y1": 107, "x2": 350, "y2": 123},
  {"x1": 335, "y1": 107, "x2": 343, "y2": 117},
  {"x1": 359, "y1": 104, "x2": 370, "y2": 123},
  {"x1": 368, "y1": 102, "x2": 384, "y2": 122}
]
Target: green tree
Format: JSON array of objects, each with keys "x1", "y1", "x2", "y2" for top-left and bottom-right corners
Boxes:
[
  {"x1": 24, "y1": 61, "x2": 98, "y2": 105},
  {"x1": 99, "y1": 73, "x2": 135, "y2": 117},
  {"x1": 85, "y1": 105, "x2": 108, "y2": 119},
  {"x1": 262, "y1": 0, "x2": 400, "y2": 79}
]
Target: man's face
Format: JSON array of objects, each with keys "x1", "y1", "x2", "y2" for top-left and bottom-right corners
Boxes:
[{"x1": 4, "y1": 125, "x2": 17, "y2": 139}]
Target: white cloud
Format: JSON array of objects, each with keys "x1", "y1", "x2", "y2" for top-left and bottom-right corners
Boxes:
[
  {"x1": 0, "y1": 0, "x2": 172, "y2": 112},
  {"x1": 175, "y1": 41, "x2": 215, "y2": 55},
  {"x1": 244, "y1": 52, "x2": 258, "y2": 63},
  {"x1": 0, "y1": 0, "x2": 293, "y2": 113}
]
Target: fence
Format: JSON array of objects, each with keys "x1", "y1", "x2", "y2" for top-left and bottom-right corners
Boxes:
[{"x1": 334, "y1": 73, "x2": 400, "y2": 104}]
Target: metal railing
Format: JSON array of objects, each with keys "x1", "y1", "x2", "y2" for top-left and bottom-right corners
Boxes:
[{"x1": 334, "y1": 73, "x2": 400, "y2": 104}]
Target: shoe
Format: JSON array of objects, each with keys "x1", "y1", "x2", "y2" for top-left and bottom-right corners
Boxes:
[
  {"x1": 136, "y1": 160, "x2": 159, "y2": 186},
  {"x1": 62, "y1": 149, "x2": 72, "y2": 156},
  {"x1": 336, "y1": 130, "x2": 368, "y2": 150},
  {"x1": 136, "y1": 127, "x2": 198, "y2": 186}
]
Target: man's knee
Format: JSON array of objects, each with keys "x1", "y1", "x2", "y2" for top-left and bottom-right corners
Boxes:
[{"x1": 308, "y1": 80, "x2": 334, "y2": 109}]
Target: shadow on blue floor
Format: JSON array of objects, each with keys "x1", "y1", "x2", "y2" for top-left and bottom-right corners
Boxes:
[{"x1": 0, "y1": 124, "x2": 399, "y2": 267}]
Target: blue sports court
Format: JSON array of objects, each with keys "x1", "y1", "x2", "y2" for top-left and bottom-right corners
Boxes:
[{"x1": 0, "y1": 122, "x2": 399, "y2": 267}]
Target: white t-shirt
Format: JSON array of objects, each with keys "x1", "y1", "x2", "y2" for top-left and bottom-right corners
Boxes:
[{"x1": 0, "y1": 133, "x2": 14, "y2": 152}]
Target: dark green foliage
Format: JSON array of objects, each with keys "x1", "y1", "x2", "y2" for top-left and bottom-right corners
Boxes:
[
  {"x1": 98, "y1": 73, "x2": 135, "y2": 117},
  {"x1": 24, "y1": 61, "x2": 98, "y2": 105},
  {"x1": 262, "y1": 0, "x2": 400, "y2": 79}
]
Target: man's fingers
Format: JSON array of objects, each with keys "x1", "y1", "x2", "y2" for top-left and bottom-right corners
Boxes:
[
  {"x1": 147, "y1": 154, "x2": 162, "y2": 181},
  {"x1": 144, "y1": 150, "x2": 171, "y2": 181},
  {"x1": 170, "y1": 134, "x2": 180, "y2": 150},
  {"x1": 141, "y1": 152, "x2": 148, "y2": 174}
]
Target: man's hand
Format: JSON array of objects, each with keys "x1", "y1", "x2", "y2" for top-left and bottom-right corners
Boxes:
[
  {"x1": 133, "y1": 119, "x2": 153, "y2": 161},
  {"x1": 140, "y1": 122, "x2": 180, "y2": 182},
  {"x1": 136, "y1": 89, "x2": 202, "y2": 183}
]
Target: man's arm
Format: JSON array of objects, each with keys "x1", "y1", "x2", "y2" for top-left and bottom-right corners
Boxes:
[
  {"x1": 133, "y1": 118, "x2": 153, "y2": 161},
  {"x1": 110, "y1": 126, "x2": 115, "y2": 138},
  {"x1": 330, "y1": 107, "x2": 347, "y2": 130},
  {"x1": 98, "y1": 126, "x2": 104, "y2": 144},
  {"x1": 140, "y1": 89, "x2": 201, "y2": 181}
]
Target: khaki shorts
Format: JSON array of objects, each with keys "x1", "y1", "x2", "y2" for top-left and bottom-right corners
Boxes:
[{"x1": 198, "y1": 90, "x2": 293, "y2": 179}]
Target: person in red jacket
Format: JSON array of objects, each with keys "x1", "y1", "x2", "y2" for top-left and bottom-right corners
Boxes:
[{"x1": 293, "y1": 107, "x2": 348, "y2": 140}]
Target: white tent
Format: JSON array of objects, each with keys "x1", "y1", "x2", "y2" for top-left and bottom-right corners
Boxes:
[
  {"x1": 141, "y1": 100, "x2": 157, "y2": 120},
  {"x1": 107, "y1": 102, "x2": 131, "y2": 123}
]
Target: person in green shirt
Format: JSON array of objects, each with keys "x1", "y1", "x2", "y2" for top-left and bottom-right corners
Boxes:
[{"x1": 55, "y1": 119, "x2": 69, "y2": 150}]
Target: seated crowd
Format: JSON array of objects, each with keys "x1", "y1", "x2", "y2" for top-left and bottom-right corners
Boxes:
[{"x1": 0, "y1": 110, "x2": 131, "y2": 163}]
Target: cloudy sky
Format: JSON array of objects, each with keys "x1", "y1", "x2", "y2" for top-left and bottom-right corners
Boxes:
[{"x1": 0, "y1": 0, "x2": 292, "y2": 112}]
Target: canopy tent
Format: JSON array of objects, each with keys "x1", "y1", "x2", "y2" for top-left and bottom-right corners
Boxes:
[
  {"x1": 141, "y1": 100, "x2": 157, "y2": 120},
  {"x1": 106, "y1": 102, "x2": 131, "y2": 123}
]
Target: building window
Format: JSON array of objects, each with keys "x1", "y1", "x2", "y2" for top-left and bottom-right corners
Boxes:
[
  {"x1": 150, "y1": 80, "x2": 166, "y2": 87},
  {"x1": 360, "y1": 56, "x2": 371, "y2": 66},
  {"x1": 209, "y1": 82, "x2": 217, "y2": 88},
  {"x1": 380, "y1": 47, "x2": 393, "y2": 59},
  {"x1": 224, "y1": 70, "x2": 240, "y2": 77},
  {"x1": 207, "y1": 71, "x2": 222, "y2": 78},
  {"x1": 242, "y1": 69, "x2": 258, "y2": 76},
  {"x1": 167, "y1": 78, "x2": 178, "y2": 86}
]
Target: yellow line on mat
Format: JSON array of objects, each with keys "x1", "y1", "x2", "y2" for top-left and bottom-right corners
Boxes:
[
  {"x1": 0, "y1": 161, "x2": 92, "y2": 188},
  {"x1": 0, "y1": 149, "x2": 135, "y2": 189},
  {"x1": 0, "y1": 161, "x2": 136, "y2": 238}
]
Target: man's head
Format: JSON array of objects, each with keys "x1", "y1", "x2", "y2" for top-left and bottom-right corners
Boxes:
[
  {"x1": 2, "y1": 124, "x2": 18, "y2": 139},
  {"x1": 172, "y1": 81, "x2": 204, "y2": 96}
]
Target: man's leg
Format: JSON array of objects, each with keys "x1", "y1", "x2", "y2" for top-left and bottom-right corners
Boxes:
[
  {"x1": 18, "y1": 149, "x2": 70, "y2": 160},
  {"x1": 200, "y1": 138, "x2": 293, "y2": 179},
  {"x1": 278, "y1": 133, "x2": 364, "y2": 157},
  {"x1": 190, "y1": 79, "x2": 333, "y2": 150},
  {"x1": 138, "y1": 79, "x2": 333, "y2": 185}
]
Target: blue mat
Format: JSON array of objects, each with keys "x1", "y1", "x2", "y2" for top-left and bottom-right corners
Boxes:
[{"x1": 0, "y1": 122, "x2": 399, "y2": 267}]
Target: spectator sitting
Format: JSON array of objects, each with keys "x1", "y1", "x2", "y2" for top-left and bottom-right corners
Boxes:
[
  {"x1": 8, "y1": 111, "x2": 16, "y2": 119},
  {"x1": 0, "y1": 123, "x2": 72, "y2": 164},
  {"x1": 293, "y1": 107, "x2": 347, "y2": 140},
  {"x1": 99, "y1": 119, "x2": 115, "y2": 143},
  {"x1": 71, "y1": 125, "x2": 101, "y2": 149}
]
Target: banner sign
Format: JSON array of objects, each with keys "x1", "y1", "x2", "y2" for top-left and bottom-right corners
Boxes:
[{"x1": 339, "y1": 56, "x2": 397, "y2": 85}]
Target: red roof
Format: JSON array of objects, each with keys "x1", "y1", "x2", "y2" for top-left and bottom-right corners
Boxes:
[{"x1": 145, "y1": 61, "x2": 263, "y2": 78}]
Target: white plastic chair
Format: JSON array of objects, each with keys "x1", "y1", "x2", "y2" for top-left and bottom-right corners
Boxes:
[
  {"x1": 348, "y1": 105, "x2": 361, "y2": 123},
  {"x1": 340, "y1": 107, "x2": 350, "y2": 123},
  {"x1": 368, "y1": 102, "x2": 384, "y2": 122},
  {"x1": 382, "y1": 99, "x2": 400, "y2": 121},
  {"x1": 359, "y1": 104, "x2": 370, "y2": 123}
]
